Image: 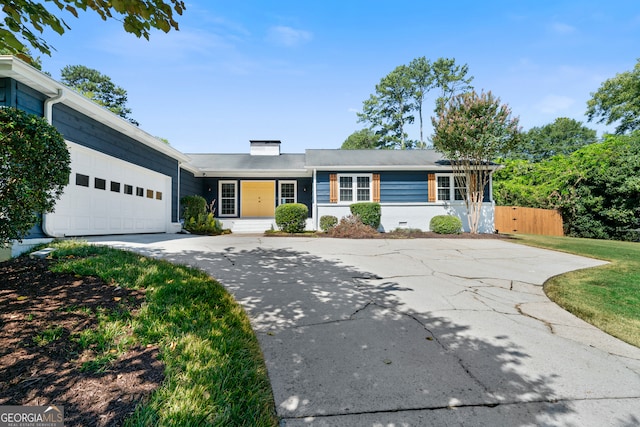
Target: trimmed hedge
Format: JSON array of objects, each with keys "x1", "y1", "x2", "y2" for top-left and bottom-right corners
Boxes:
[
  {"x1": 350, "y1": 202, "x2": 381, "y2": 229},
  {"x1": 319, "y1": 215, "x2": 338, "y2": 232},
  {"x1": 275, "y1": 203, "x2": 308, "y2": 233},
  {"x1": 430, "y1": 215, "x2": 462, "y2": 234}
]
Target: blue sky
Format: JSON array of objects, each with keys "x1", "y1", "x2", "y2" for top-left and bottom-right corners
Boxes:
[{"x1": 37, "y1": 1, "x2": 639, "y2": 153}]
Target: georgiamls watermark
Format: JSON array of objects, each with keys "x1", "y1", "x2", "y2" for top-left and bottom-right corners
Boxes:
[{"x1": 0, "y1": 406, "x2": 64, "y2": 427}]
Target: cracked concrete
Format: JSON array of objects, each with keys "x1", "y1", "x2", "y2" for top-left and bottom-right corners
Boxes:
[{"x1": 86, "y1": 234, "x2": 640, "y2": 426}]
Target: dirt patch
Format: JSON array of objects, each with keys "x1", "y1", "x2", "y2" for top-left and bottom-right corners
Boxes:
[{"x1": 0, "y1": 256, "x2": 164, "y2": 427}]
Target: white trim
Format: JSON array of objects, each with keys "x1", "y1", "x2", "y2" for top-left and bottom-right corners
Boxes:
[
  {"x1": 435, "y1": 173, "x2": 466, "y2": 202},
  {"x1": 337, "y1": 173, "x2": 373, "y2": 204},
  {"x1": 278, "y1": 180, "x2": 297, "y2": 205},
  {"x1": 218, "y1": 180, "x2": 238, "y2": 217}
]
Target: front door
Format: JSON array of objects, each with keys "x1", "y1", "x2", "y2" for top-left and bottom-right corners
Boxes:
[{"x1": 241, "y1": 181, "x2": 275, "y2": 217}]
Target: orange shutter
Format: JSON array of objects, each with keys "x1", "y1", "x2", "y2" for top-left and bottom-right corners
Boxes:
[
  {"x1": 372, "y1": 173, "x2": 380, "y2": 202},
  {"x1": 428, "y1": 173, "x2": 436, "y2": 202},
  {"x1": 329, "y1": 174, "x2": 338, "y2": 203}
]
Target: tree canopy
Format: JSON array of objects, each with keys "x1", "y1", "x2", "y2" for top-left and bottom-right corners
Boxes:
[
  {"x1": 61, "y1": 65, "x2": 138, "y2": 125},
  {"x1": 357, "y1": 56, "x2": 473, "y2": 149},
  {"x1": 508, "y1": 117, "x2": 597, "y2": 162},
  {"x1": 494, "y1": 132, "x2": 640, "y2": 240},
  {"x1": 0, "y1": 0, "x2": 185, "y2": 61},
  {"x1": 0, "y1": 107, "x2": 71, "y2": 243},
  {"x1": 340, "y1": 129, "x2": 381, "y2": 149},
  {"x1": 586, "y1": 59, "x2": 640, "y2": 134},
  {"x1": 432, "y1": 90, "x2": 520, "y2": 233}
]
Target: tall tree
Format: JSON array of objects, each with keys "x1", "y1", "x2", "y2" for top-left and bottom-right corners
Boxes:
[
  {"x1": 0, "y1": 0, "x2": 185, "y2": 62},
  {"x1": 340, "y1": 129, "x2": 381, "y2": 149},
  {"x1": 0, "y1": 107, "x2": 71, "y2": 243},
  {"x1": 431, "y1": 57, "x2": 474, "y2": 111},
  {"x1": 432, "y1": 90, "x2": 520, "y2": 233},
  {"x1": 407, "y1": 56, "x2": 434, "y2": 147},
  {"x1": 509, "y1": 117, "x2": 597, "y2": 162},
  {"x1": 61, "y1": 65, "x2": 138, "y2": 125},
  {"x1": 586, "y1": 59, "x2": 640, "y2": 134},
  {"x1": 358, "y1": 65, "x2": 415, "y2": 149}
]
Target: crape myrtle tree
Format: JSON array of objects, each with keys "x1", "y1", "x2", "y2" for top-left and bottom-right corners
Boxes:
[
  {"x1": 0, "y1": 0, "x2": 185, "y2": 62},
  {"x1": 61, "y1": 65, "x2": 139, "y2": 125},
  {"x1": 432, "y1": 90, "x2": 520, "y2": 233},
  {"x1": 0, "y1": 107, "x2": 71, "y2": 243}
]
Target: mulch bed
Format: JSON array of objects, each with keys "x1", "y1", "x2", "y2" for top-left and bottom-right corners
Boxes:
[{"x1": 0, "y1": 256, "x2": 164, "y2": 427}]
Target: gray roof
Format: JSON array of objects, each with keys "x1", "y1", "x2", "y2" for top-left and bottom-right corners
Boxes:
[
  {"x1": 304, "y1": 149, "x2": 446, "y2": 169},
  {"x1": 186, "y1": 153, "x2": 308, "y2": 177},
  {"x1": 185, "y1": 149, "x2": 472, "y2": 176}
]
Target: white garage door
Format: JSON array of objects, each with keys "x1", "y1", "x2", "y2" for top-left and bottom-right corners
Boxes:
[{"x1": 43, "y1": 141, "x2": 172, "y2": 237}]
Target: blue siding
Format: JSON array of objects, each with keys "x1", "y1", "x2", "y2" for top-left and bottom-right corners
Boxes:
[
  {"x1": 316, "y1": 171, "x2": 331, "y2": 204},
  {"x1": 0, "y1": 78, "x2": 8, "y2": 106},
  {"x1": 317, "y1": 171, "x2": 430, "y2": 203},
  {"x1": 0, "y1": 79, "x2": 45, "y2": 116},
  {"x1": 380, "y1": 171, "x2": 428, "y2": 203},
  {"x1": 52, "y1": 104, "x2": 181, "y2": 221}
]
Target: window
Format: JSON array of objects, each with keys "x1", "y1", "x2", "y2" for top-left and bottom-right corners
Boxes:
[
  {"x1": 338, "y1": 174, "x2": 371, "y2": 203},
  {"x1": 219, "y1": 181, "x2": 237, "y2": 216},
  {"x1": 136, "y1": 187, "x2": 144, "y2": 197},
  {"x1": 124, "y1": 184, "x2": 133, "y2": 195},
  {"x1": 279, "y1": 181, "x2": 297, "y2": 204},
  {"x1": 76, "y1": 173, "x2": 89, "y2": 187},
  {"x1": 110, "y1": 181, "x2": 121, "y2": 192},
  {"x1": 436, "y1": 174, "x2": 466, "y2": 201},
  {"x1": 156, "y1": 191, "x2": 162, "y2": 200},
  {"x1": 146, "y1": 189, "x2": 154, "y2": 198},
  {"x1": 94, "y1": 178, "x2": 106, "y2": 190}
]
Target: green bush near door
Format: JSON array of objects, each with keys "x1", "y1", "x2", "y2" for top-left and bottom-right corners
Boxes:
[{"x1": 275, "y1": 203, "x2": 308, "y2": 233}]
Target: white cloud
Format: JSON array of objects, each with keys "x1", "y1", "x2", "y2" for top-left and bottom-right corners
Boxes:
[
  {"x1": 267, "y1": 26, "x2": 312, "y2": 47},
  {"x1": 535, "y1": 95, "x2": 575, "y2": 114},
  {"x1": 550, "y1": 22, "x2": 576, "y2": 34}
]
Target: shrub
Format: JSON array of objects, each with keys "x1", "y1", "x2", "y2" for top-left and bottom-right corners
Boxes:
[
  {"x1": 185, "y1": 213, "x2": 227, "y2": 235},
  {"x1": 181, "y1": 195, "x2": 207, "y2": 221},
  {"x1": 319, "y1": 215, "x2": 338, "y2": 232},
  {"x1": 0, "y1": 107, "x2": 71, "y2": 243},
  {"x1": 275, "y1": 203, "x2": 308, "y2": 233},
  {"x1": 328, "y1": 215, "x2": 379, "y2": 238},
  {"x1": 430, "y1": 215, "x2": 462, "y2": 234},
  {"x1": 350, "y1": 202, "x2": 381, "y2": 229}
]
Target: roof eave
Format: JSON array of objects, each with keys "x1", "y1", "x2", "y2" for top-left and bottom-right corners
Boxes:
[{"x1": 0, "y1": 55, "x2": 190, "y2": 163}]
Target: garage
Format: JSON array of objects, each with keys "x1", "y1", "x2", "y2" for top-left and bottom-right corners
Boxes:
[{"x1": 43, "y1": 142, "x2": 172, "y2": 237}]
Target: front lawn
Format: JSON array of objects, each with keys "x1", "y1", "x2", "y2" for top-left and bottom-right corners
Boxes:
[
  {"x1": 1, "y1": 240, "x2": 277, "y2": 426},
  {"x1": 514, "y1": 234, "x2": 640, "y2": 348}
]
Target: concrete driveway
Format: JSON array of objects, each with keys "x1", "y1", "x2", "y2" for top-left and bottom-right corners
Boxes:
[{"x1": 87, "y1": 234, "x2": 640, "y2": 426}]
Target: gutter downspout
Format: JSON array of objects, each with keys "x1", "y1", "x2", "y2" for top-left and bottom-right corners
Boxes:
[
  {"x1": 44, "y1": 89, "x2": 65, "y2": 124},
  {"x1": 41, "y1": 89, "x2": 66, "y2": 238},
  {"x1": 177, "y1": 162, "x2": 182, "y2": 229},
  {"x1": 313, "y1": 168, "x2": 318, "y2": 230}
]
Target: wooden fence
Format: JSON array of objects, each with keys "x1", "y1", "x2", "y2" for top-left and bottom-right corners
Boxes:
[{"x1": 495, "y1": 206, "x2": 564, "y2": 236}]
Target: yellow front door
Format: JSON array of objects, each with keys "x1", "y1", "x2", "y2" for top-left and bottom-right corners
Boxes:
[{"x1": 241, "y1": 181, "x2": 275, "y2": 217}]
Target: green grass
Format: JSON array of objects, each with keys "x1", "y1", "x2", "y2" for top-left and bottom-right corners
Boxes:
[
  {"x1": 514, "y1": 234, "x2": 640, "y2": 348},
  {"x1": 47, "y1": 240, "x2": 277, "y2": 426}
]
